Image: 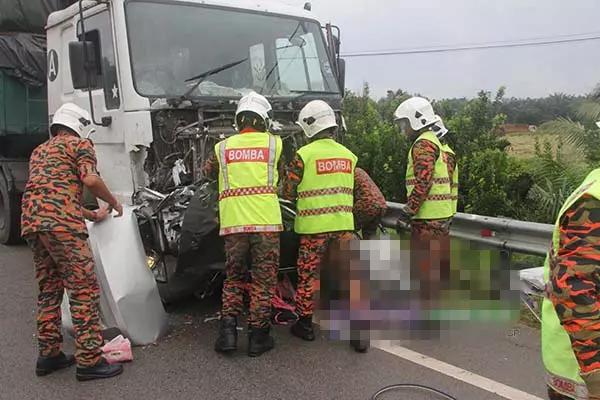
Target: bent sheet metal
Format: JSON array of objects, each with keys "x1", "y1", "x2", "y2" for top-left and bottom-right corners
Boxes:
[{"x1": 60, "y1": 205, "x2": 169, "y2": 346}]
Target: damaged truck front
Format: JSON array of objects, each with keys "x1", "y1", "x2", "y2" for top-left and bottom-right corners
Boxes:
[{"x1": 47, "y1": 0, "x2": 347, "y2": 303}]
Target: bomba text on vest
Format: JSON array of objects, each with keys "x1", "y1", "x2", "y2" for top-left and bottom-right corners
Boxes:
[
  {"x1": 226, "y1": 147, "x2": 269, "y2": 163},
  {"x1": 316, "y1": 158, "x2": 352, "y2": 175}
]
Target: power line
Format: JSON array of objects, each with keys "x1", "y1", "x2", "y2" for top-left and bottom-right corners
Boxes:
[
  {"x1": 342, "y1": 31, "x2": 600, "y2": 54},
  {"x1": 340, "y1": 34, "x2": 600, "y2": 58}
]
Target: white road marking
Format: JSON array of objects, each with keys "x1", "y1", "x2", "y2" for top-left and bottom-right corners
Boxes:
[
  {"x1": 314, "y1": 317, "x2": 544, "y2": 400},
  {"x1": 372, "y1": 341, "x2": 545, "y2": 400}
]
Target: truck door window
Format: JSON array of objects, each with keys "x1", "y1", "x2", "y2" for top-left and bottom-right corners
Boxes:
[{"x1": 76, "y1": 11, "x2": 120, "y2": 110}]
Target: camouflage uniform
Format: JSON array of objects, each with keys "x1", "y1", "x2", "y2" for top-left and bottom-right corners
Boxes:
[
  {"x1": 547, "y1": 194, "x2": 600, "y2": 400},
  {"x1": 204, "y1": 145, "x2": 285, "y2": 328},
  {"x1": 405, "y1": 137, "x2": 454, "y2": 331},
  {"x1": 353, "y1": 167, "x2": 387, "y2": 240},
  {"x1": 20, "y1": 134, "x2": 104, "y2": 368},
  {"x1": 281, "y1": 153, "x2": 355, "y2": 318}
]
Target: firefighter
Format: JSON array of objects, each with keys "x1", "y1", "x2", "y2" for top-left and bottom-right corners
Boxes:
[
  {"x1": 281, "y1": 99, "x2": 369, "y2": 353},
  {"x1": 543, "y1": 168, "x2": 600, "y2": 400},
  {"x1": 393, "y1": 97, "x2": 454, "y2": 338},
  {"x1": 353, "y1": 167, "x2": 387, "y2": 240},
  {"x1": 20, "y1": 102, "x2": 124, "y2": 381},
  {"x1": 204, "y1": 91, "x2": 285, "y2": 357}
]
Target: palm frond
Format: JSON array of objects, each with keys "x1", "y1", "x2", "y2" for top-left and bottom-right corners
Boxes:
[
  {"x1": 540, "y1": 118, "x2": 587, "y2": 151},
  {"x1": 576, "y1": 101, "x2": 600, "y2": 122}
]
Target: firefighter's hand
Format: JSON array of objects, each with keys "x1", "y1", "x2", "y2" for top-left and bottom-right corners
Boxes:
[
  {"x1": 111, "y1": 202, "x2": 124, "y2": 217},
  {"x1": 93, "y1": 205, "x2": 112, "y2": 222}
]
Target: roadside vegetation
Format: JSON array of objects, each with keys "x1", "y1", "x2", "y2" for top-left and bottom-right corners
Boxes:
[{"x1": 344, "y1": 84, "x2": 600, "y2": 329}]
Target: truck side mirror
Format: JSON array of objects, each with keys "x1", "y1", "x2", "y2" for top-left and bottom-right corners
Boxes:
[
  {"x1": 69, "y1": 41, "x2": 99, "y2": 90},
  {"x1": 337, "y1": 58, "x2": 346, "y2": 93}
]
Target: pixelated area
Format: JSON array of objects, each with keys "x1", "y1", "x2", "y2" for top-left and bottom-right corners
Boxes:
[{"x1": 314, "y1": 235, "x2": 522, "y2": 342}]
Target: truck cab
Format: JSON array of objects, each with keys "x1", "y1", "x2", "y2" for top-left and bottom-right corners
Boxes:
[
  {"x1": 43, "y1": 0, "x2": 346, "y2": 302},
  {"x1": 46, "y1": 0, "x2": 346, "y2": 203}
]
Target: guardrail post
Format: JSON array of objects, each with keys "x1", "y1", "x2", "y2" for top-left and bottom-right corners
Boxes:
[{"x1": 499, "y1": 249, "x2": 511, "y2": 271}]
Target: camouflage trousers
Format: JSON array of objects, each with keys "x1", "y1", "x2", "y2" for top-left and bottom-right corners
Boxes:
[
  {"x1": 222, "y1": 232, "x2": 280, "y2": 328},
  {"x1": 410, "y1": 219, "x2": 452, "y2": 304},
  {"x1": 295, "y1": 231, "x2": 356, "y2": 318},
  {"x1": 25, "y1": 232, "x2": 103, "y2": 367}
]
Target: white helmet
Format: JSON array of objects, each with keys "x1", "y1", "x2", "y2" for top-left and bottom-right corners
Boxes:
[
  {"x1": 433, "y1": 116, "x2": 448, "y2": 138},
  {"x1": 297, "y1": 100, "x2": 338, "y2": 138},
  {"x1": 393, "y1": 97, "x2": 441, "y2": 132},
  {"x1": 235, "y1": 91, "x2": 273, "y2": 130},
  {"x1": 50, "y1": 102, "x2": 94, "y2": 138}
]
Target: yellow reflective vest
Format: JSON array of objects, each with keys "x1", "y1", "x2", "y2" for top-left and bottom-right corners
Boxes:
[
  {"x1": 214, "y1": 131, "x2": 283, "y2": 236},
  {"x1": 294, "y1": 138, "x2": 358, "y2": 235},
  {"x1": 542, "y1": 168, "x2": 600, "y2": 399},
  {"x1": 405, "y1": 131, "x2": 453, "y2": 220},
  {"x1": 441, "y1": 142, "x2": 459, "y2": 215}
]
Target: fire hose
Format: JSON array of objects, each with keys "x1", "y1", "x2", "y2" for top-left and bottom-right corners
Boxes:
[{"x1": 370, "y1": 383, "x2": 458, "y2": 399}]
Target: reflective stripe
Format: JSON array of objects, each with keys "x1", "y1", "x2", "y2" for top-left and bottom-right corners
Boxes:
[
  {"x1": 406, "y1": 177, "x2": 452, "y2": 186},
  {"x1": 267, "y1": 135, "x2": 276, "y2": 186},
  {"x1": 297, "y1": 205, "x2": 353, "y2": 217},
  {"x1": 219, "y1": 186, "x2": 277, "y2": 200},
  {"x1": 220, "y1": 224, "x2": 283, "y2": 236},
  {"x1": 298, "y1": 186, "x2": 353, "y2": 199},
  {"x1": 218, "y1": 135, "x2": 277, "y2": 190},
  {"x1": 218, "y1": 141, "x2": 230, "y2": 189},
  {"x1": 426, "y1": 194, "x2": 454, "y2": 201},
  {"x1": 545, "y1": 370, "x2": 588, "y2": 399}
]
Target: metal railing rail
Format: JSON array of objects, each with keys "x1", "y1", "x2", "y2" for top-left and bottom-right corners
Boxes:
[{"x1": 383, "y1": 202, "x2": 554, "y2": 257}]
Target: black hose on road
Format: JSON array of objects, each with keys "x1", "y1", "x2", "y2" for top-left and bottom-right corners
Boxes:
[{"x1": 370, "y1": 383, "x2": 458, "y2": 400}]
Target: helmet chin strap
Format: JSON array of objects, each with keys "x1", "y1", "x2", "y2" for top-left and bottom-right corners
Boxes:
[{"x1": 85, "y1": 128, "x2": 96, "y2": 139}]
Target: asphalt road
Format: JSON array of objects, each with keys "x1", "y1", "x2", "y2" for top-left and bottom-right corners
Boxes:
[{"x1": 0, "y1": 243, "x2": 548, "y2": 400}]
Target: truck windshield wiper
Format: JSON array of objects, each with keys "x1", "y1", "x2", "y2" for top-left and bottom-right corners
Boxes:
[
  {"x1": 179, "y1": 58, "x2": 248, "y2": 102},
  {"x1": 288, "y1": 90, "x2": 340, "y2": 98}
]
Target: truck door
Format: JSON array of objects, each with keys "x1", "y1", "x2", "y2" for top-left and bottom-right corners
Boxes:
[{"x1": 71, "y1": 8, "x2": 121, "y2": 139}]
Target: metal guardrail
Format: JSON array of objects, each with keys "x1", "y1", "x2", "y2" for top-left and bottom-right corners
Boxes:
[{"x1": 383, "y1": 201, "x2": 554, "y2": 257}]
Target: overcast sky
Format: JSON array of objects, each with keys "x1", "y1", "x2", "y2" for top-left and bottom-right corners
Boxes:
[{"x1": 279, "y1": 0, "x2": 600, "y2": 100}]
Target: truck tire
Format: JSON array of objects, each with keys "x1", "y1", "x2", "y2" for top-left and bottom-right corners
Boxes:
[{"x1": 0, "y1": 173, "x2": 22, "y2": 245}]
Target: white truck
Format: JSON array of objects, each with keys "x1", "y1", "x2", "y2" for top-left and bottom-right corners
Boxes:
[{"x1": 44, "y1": 0, "x2": 347, "y2": 303}]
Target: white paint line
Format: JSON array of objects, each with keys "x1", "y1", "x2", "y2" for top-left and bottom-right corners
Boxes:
[
  {"x1": 373, "y1": 341, "x2": 545, "y2": 400},
  {"x1": 313, "y1": 317, "x2": 544, "y2": 400}
]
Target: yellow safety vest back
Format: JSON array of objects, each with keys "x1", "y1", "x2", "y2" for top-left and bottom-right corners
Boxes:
[
  {"x1": 542, "y1": 168, "x2": 600, "y2": 399},
  {"x1": 405, "y1": 131, "x2": 453, "y2": 220},
  {"x1": 441, "y1": 142, "x2": 459, "y2": 215},
  {"x1": 294, "y1": 138, "x2": 358, "y2": 235},
  {"x1": 215, "y1": 131, "x2": 283, "y2": 236}
]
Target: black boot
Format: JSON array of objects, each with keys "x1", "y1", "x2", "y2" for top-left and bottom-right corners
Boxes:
[
  {"x1": 36, "y1": 351, "x2": 76, "y2": 376},
  {"x1": 76, "y1": 358, "x2": 123, "y2": 382},
  {"x1": 350, "y1": 340, "x2": 370, "y2": 353},
  {"x1": 247, "y1": 325, "x2": 275, "y2": 357},
  {"x1": 290, "y1": 315, "x2": 315, "y2": 341},
  {"x1": 215, "y1": 316, "x2": 238, "y2": 353}
]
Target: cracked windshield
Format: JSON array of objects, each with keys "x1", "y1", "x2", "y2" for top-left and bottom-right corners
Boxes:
[{"x1": 126, "y1": 1, "x2": 339, "y2": 99}]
